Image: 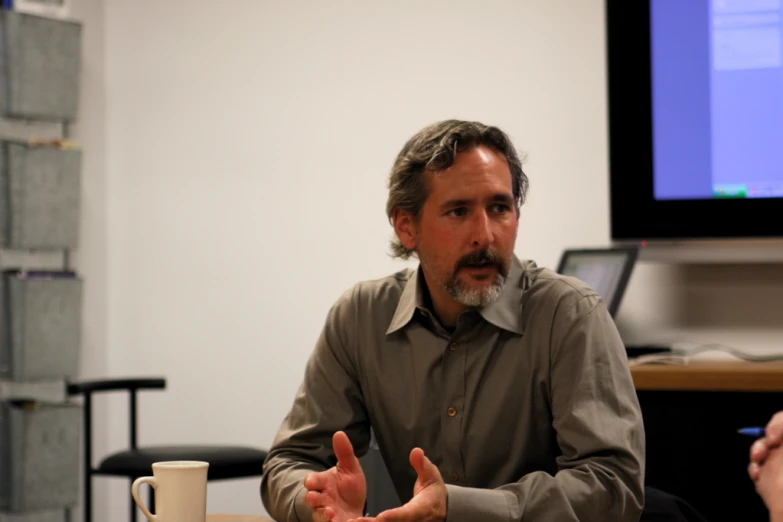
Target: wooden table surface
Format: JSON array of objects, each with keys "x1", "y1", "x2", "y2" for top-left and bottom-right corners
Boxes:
[
  {"x1": 207, "y1": 513, "x2": 274, "y2": 522},
  {"x1": 630, "y1": 359, "x2": 783, "y2": 391}
]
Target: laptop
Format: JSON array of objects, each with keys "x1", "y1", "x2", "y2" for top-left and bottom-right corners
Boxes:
[{"x1": 555, "y1": 246, "x2": 639, "y2": 318}]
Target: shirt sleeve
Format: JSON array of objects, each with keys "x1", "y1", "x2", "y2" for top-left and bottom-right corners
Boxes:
[
  {"x1": 445, "y1": 294, "x2": 645, "y2": 522},
  {"x1": 260, "y1": 293, "x2": 371, "y2": 522}
]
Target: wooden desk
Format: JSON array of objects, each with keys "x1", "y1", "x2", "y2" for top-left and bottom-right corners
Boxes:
[
  {"x1": 207, "y1": 513, "x2": 275, "y2": 522},
  {"x1": 630, "y1": 359, "x2": 783, "y2": 391}
]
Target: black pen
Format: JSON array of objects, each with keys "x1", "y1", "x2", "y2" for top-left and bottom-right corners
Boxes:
[{"x1": 737, "y1": 427, "x2": 766, "y2": 437}]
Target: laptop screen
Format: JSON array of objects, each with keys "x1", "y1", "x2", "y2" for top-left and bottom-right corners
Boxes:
[{"x1": 556, "y1": 247, "x2": 639, "y2": 317}]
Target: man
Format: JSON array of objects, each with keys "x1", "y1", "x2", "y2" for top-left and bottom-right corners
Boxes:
[
  {"x1": 749, "y1": 411, "x2": 783, "y2": 522},
  {"x1": 261, "y1": 120, "x2": 645, "y2": 522}
]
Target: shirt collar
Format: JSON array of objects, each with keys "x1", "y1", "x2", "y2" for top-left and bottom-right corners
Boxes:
[
  {"x1": 478, "y1": 255, "x2": 525, "y2": 335},
  {"x1": 386, "y1": 266, "x2": 423, "y2": 334},
  {"x1": 386, "y1": 255, "x2": 526, "y2": 335}
]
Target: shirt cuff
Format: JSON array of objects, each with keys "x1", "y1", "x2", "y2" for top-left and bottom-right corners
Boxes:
[
  {"x1": 293, "y1": 486, "x2": 313, "y2": 522},
  {"x1": 445, "y1": 484, "x2": 515, "y2": 522}
]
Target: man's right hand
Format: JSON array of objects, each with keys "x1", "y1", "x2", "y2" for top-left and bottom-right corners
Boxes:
[{"x1": 303, "y1": 431, "x2": 367, "y2": 522}]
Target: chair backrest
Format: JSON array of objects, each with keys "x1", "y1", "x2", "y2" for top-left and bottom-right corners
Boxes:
[{"x1": 67, "y1": 378, "x2": 166, "y2": 466}]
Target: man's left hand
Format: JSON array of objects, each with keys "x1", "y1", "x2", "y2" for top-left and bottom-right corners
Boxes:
[{"x1": 348, "y1": 447, "x2": 447, "y2": 522}]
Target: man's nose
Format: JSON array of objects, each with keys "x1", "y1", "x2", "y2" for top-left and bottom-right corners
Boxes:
[{"x1": 470, "y1": 211, "x2": 494, "y2": 249}]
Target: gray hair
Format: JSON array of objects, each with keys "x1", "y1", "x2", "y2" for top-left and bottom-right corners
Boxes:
[{"x1": 386, "y1": 119, "x2": 529, "y2": 259}]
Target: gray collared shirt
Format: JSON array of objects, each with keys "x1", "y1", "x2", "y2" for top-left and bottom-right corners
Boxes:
[{"x1": 261, "y1": 256, "x2": 645, "y2": 522}]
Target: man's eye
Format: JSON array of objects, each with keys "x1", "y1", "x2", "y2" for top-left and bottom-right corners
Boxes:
[
  {"x1": 492, "y1": 204, "x2": 510, "y2": 213},
  {"x1": 448, "y1": 208, "x2": 467, "y2": 217}
]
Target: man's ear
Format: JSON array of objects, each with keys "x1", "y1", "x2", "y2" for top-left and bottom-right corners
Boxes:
[{"x1": 392, "y1": 208, "x2": 417, "y2": 252}]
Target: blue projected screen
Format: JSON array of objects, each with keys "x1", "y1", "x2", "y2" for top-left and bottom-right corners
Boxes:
[{"x1": 651, "y1": 0, "x2": 783, "y2": 200}]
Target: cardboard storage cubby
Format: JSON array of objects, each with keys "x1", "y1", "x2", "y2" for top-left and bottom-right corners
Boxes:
[
  {"x1": 0, "y1": 271, "x2": 82, "y2": 381},
  {"x1": 0, "y1": 141, "x2": 81, "y2": 250},
  {"x1": 0, "y1": 11, "x2": 81, "y2": 121},
  {"x1": 0, "y1": 402, "x2": 80, "y2": 512}
]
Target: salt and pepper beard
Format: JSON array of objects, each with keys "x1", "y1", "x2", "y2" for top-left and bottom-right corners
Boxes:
[{"x1": 424, "y1": 249, "x2": 509, "y2": 308}]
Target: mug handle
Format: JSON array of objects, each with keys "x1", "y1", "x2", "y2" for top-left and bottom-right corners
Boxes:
[{"x1": 131, "y1": 476, "x2": 159, "y2": 522}]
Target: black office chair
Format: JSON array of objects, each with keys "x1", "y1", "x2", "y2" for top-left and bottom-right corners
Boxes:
[
  {"x1": 641, "y1": 486, "x2": 710, "y2": 522},
  {"x1": 67, "y1": 377, "x2": 269, "y2": 522}
]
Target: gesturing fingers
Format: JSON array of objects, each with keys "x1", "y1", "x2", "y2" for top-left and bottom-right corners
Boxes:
[
  {"x1": 375, "y1": 503, "x2": 422, "y2": 522},
  {"x1": 313, "y1": 507, "x2": 336, "y2": 522},
  {"x1": 304, "y1": 490, "x2": 330, "y2": 509},
  {"x1": 305, "y1": 471, "x2": 328, "y2": 491},
  {"x1": 347, "y1": 507, "x2": 415, "y2": 522},
  {"x1": 409, "y1": 448, "x2": 444, "y2": 486},
  {"x1": 333, "y1": 431, "x2": 361, "y2": 473}
]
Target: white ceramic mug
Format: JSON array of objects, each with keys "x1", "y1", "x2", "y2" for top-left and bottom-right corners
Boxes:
[{"x1": 131, "y1": 461, "x2": 209, "y2": 522}]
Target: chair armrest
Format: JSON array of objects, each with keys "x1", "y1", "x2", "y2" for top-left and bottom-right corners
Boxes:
[{"x1": 67, "y1": 377, "x2": 166, "y2": 396}]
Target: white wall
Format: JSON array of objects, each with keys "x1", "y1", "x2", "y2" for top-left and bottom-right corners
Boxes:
[{"x1": 65, "y1": 0, "x2": 783, "y2": 519}]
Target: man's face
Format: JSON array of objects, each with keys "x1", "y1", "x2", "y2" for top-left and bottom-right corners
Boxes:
[{"x1": 399, "y1": 145, "x2": 519, "y2": 308}]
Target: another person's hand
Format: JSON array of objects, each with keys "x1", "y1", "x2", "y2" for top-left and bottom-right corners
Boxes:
[
  {"x1": 754, "y1": 446, "x2": 783, "y2": 521},
  {"x1": 348, "y1": 447, "x2": 447, "y2": 522},
  {"x1": 748, "y1": 411, "x2": 783, "y2": 521},
  {"x1": 303, "y1": 431, "x2": 367, "y2": 522},
  {"x1": 749, "y1": 411, "x2": 783, "y2": 480}
]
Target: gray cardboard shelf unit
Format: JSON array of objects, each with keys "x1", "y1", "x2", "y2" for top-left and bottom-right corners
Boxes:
[{"x1": 0, "y1": 8, "x2": 84, "y2": 522}]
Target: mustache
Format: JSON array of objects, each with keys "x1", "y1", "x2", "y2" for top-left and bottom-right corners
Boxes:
[{"x1": 455, "y1": 250, "x2": 501, "y2": 270}]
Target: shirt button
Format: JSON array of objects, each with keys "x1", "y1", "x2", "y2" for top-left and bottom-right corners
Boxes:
[
  {"x1": 449, "y1": 342, "x2": 458, "y2": 351},
  {"x1": 447, "y1": 407, "x2": 457, "y2": 417},
  {"x1": 450, "y1": 472, "x2": 459, "y2": 481}
]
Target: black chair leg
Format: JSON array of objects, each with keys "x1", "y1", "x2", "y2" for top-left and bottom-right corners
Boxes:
[{"x1": 84, "y1": 473, "x2": 92, "y2": 522}]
